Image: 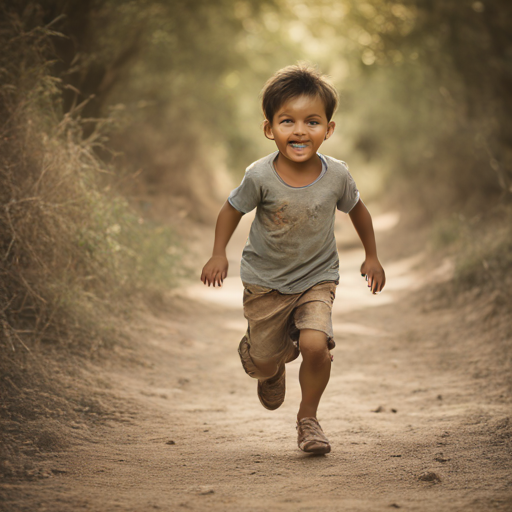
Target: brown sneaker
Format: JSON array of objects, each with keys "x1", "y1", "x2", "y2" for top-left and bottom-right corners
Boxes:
[
  {"x1": 296, "y1": 417, "x2": 331, "y2": 454},
  {"x1": 257, "y1": 364, "x2": 286, "y2": 410}
]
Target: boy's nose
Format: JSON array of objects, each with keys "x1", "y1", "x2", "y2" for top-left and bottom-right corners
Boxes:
[{"x1": 293, "y1": 122, "x2": 306, "y2": 134}]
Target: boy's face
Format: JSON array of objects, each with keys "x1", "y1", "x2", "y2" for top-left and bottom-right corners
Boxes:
[{"x1": 263, "y1": 95, "x2": 335, "y2": 166}]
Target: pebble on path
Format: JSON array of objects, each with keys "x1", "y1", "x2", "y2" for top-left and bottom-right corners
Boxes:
[{"x1": 418, "y1": 471, "x2": 441, "y2": 483}]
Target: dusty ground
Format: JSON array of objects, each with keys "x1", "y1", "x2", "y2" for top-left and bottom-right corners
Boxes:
[{"x1": 1, "y1": 210, "x2": 511, "y2": 512}]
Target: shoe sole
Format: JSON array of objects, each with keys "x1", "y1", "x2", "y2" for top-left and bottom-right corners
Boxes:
[
  {"x1": 257, "y1": 380, "x2": 284, "y2": 410},
  {"x1": 257, "y1": 367, "x2": 285, "y2": 410},
  {"x1": 301, "y1": 442, "x2": 331, "y2": 455}
]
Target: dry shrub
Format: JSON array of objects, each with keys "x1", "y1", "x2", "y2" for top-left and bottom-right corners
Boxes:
[
  {"x1": 431, "y1": 204, "x2": 512, "y2": 313},
  {"x1": 0, "y1": 12, "x2": 182, "y2": 478},
  {"x1": 0, "y1": 11, "x2": 181, "y2": 353},
  {"x1": 453, "y1": 206, "x2": 512, "y2": 304}
]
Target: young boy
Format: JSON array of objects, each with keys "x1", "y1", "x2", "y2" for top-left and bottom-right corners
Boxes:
[{"x1": 201, "y1": 64, "x2": 385, "y2": 455}]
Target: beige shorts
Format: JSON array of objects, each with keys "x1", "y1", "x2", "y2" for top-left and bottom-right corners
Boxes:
[{"x1": 238, "y1": 281, "x2": 337, "y2": 381}]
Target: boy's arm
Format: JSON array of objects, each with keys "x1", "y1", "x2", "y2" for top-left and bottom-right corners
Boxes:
[
  {"x1": 201, "y1": 200, "x2": 244, "y2": 287},
  {"x1": 348, "y1": 199, "x2": 386, "y2": 294}
]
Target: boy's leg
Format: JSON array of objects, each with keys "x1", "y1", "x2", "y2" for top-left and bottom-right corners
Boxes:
[
  {"x1": 238, "y1": 335, "x2": 294, "y2": 380},
  {"x1": 239, "y1": 338, "x2": 296, "y2": 410},
  {"x1": 239, "y1": 283, "x2": 301, "y2": 381},
  {"x1": 296, "y1": 328, "x2": 332, "y2": 454},
  {"x1": 297, "y1": 328, "x2": 331, "y2": 421},
  {"x1": 239, "y1": 284, "x2": 301, "y2": 410}
]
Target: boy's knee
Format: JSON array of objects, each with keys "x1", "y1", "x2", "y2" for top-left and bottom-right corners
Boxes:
[
  {"x1": 252, "y1": 359, "x2": 280, "y2": 380},
  {"x1": 238, "y1": 336, "x2": 280, "y2": 380},
  {"x1": 299, "y1": 329, "x2": 330, "y2": 364}
]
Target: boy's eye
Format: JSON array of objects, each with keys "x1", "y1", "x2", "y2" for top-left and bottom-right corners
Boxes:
[
  {"x1": 308, "y1": 121, "x2": 319, "y2": 126},
  {"x1": 280, "y1": 119, "x2": 292, "y2": 124}
]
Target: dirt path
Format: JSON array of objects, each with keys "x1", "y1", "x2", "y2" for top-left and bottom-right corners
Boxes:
[{"x1": 2, "y1": 211, "x2": 511, "y2": 512}]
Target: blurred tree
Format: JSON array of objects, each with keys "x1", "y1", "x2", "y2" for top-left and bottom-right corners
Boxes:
[
  {"x1": 2, "y1": 0, "x2": 299, "y2": 220},
  {"x1": 317, "y1": 0, "x2": 512, "y2": 214},
  {"x1": 7, "y1": 0, "x2": 510, "y2": 218}
]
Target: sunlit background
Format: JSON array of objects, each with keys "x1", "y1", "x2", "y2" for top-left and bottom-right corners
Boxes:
[
  {"x1": 1, "y1": 0, "x2": 511, "y2": 349},
  {"x1": 1, "y1": 0, "x2": 511, "y2": 350},
  {"x1": 49, "y1": 0, "x2": 512, "y2": 216}
]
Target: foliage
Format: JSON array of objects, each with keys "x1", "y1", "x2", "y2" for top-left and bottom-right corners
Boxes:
[
  {"x1": 2, "y1": 0, "x2": 512, "y2": 352},
  {"x1": 23, "y1": 0, "x2": 300, "y2": 204},
  {"x1": 8, "y1": 1, "x2": 511, "y2": 214},
  {"x1": 453, "y1": 206, "x2": 512, "y2": 301},
  {"x1": 0, "y1": 11, "x2": 181, "y2": 351},
  {"x1": 324, "y1": 0, "x2": 512, "y2": 214}
]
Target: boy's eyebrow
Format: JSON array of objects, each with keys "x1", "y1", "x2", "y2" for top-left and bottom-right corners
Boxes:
[{"x1": 276, "y1": 112, "x2": 324, "y2": 119}]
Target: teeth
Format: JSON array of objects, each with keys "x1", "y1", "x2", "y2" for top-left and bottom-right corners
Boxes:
[{"x1": 290, "y1": 143, "x2": 307, "y2": 148}]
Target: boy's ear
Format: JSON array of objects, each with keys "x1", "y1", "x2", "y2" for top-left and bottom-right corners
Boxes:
[
  {"x1": 263, "y1": 120, "x2": 275, "y2": 140},
  {"x1": 325, "y1": 121, "x2": 336, "y2": 140}
]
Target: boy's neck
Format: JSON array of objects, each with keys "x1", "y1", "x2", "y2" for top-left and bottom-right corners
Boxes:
[{"x1": 273, "y1": 152, "x2": 323, "y2": 187}]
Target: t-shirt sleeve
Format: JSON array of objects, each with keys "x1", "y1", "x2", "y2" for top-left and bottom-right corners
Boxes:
[
  {"x1": 336, "y1": 167, "x2": 360, "y2": 213},
  {"x1": 228, "y1": 170, "x2": 261, "y2": 214}
]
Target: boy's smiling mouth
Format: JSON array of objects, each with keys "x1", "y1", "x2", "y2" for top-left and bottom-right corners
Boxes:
[{"x1": 289, "y1": 142, "x2": 308, "y2": 149}]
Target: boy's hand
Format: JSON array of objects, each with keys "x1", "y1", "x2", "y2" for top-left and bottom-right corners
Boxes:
[
  {"x1": 201, "y1": 255, "x2": 229, "y2": 287},
  {"x1": 360, "y1": 257, "x2": 386, "y2": 294}
]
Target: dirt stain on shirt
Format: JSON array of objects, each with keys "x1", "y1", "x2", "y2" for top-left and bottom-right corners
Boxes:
[
  {"x1": 261, "y1": 202, "x2": 297, "y2": 237},
  {"x1": 270, "y1": 203, "x2": 290, "y2": 227}
]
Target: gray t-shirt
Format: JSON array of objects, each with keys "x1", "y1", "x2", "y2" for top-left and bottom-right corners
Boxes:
[{"x1": 228, "y1": 151, "x2": 360, "y2": 294}]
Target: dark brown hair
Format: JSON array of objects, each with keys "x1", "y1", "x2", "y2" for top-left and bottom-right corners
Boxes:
[{"x1": 261, "y1": 64, "x2": 339, "y2": 123}]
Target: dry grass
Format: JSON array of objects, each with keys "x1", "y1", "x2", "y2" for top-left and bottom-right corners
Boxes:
[
  {"x1": 0, "y1": 13, "x2": 181, "y2": 355},
  {"x1": 430, "y1": 204, "x2": 512, "y2": 312},
  {"x1": 454, "y1": 207, "x2": 512, "y2": 304},
  {"x1": 0, "y1": 10, "x2": 185, "y2": 480}
]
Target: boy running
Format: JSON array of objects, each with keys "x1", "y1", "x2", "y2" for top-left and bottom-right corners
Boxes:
[{"x1": 201, "y1": 64, "x2": 385, "y2": 454}]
